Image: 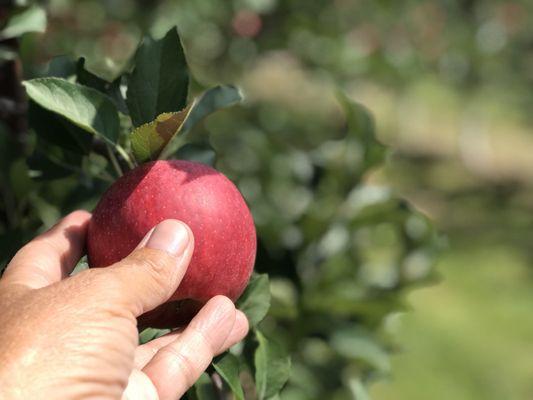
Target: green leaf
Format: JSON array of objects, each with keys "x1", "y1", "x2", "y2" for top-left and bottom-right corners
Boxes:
[
  {"x1": 76, "y1": 57, "x2": 108, "y2": 93},
  {"x1": 9, "y1": 159, "x2": 34, "y2": 198},
  {"x1": 161, "y1": 85, "x2": 242, "y2": 158},
  {"x1": 237, "y1": 273, "x2": 271, "y2": 327},
  {"x1": 188, "y1": 373, "x2": 217, "y2": 400},
  {"x1": 330, "y1": 326, "x2": 390, "y2": 373},
  {"x1": 26, "y1": 153, "x2": 74, "y2": 182},
  {"x1": 337, "y1": 91, "x2": 385, "y2": 170},
  {"x1": 138, "y1": 328, "x2": 171, "y2": 345},
  {"x1": 23, "y1": 78, "x2": 120, "y2": 145},
  {"x1": 213, "y1": 353, "x2": 245, "y2": 400},
  {"x1": 28, "y1": 101, "x2": 93, "y2": 155},
  {"x1": 76, "y1": 58, "x2": 128, "y2": 114},
  {"x1": 254, "y1": 330, "x2": 291, "y2": 400},
  {"x1": 27, "y1": 142, "x2": 82, "y2": 181},
  {"x1": 0, "y1": 5, "x2": 46, "y2": 40},
  {"x1": 83, "y1": 153, "x2": 111, "y2": 182},
  {"x1": 0, "y1": 45, "x2": 17, "y2": 64},
  {"x1": 130, "y1": 106, "x2": 192, "y2": 163},
  {"x1": 71, "y1": 257, "x2": 89, "y2": 276},
  {"x1": 126, "y1": 27, "x2": 189, "y2": 127},
  {"x1": 182, "y1": 85, "x2": 242, "y2": 133},
  {"x1": 30, "y1": 193, "x2": 60, "y2": 228},
  {"x1": 347, "y1": 377, "x2": 371, "y2": 400}
]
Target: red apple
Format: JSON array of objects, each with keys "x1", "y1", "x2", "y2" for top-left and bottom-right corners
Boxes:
[{"x1": 87, "y1": 160, "x2": 256, "y2": 307}]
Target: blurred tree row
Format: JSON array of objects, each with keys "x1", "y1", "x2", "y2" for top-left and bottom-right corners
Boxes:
[
  {"x1": 19, "y1": 1, "x2": 531, "y2": 101},
  {"x1": 7, "y1": 0, "x2": 517, "y2": 398}
]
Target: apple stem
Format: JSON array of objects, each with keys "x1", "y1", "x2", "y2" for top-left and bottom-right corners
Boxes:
[
  {"x1": 106, "y1": 143, "x2": 123, "y2": 177},
  {"x1": 115, "y1": 145, "x2": 136, "y2": 169}
]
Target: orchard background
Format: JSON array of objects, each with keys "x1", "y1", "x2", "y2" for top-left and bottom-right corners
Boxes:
[{"x1": 1, "y1": 1, "x2": 533, "y2": 399}]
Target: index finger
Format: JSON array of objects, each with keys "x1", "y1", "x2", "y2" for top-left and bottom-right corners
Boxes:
[
  {"x1": 142, "y1": 296, "x2": 238, "y2": 400},
  {"x1": 2, "y1": 210, "x2": 91, "y2": 290}
]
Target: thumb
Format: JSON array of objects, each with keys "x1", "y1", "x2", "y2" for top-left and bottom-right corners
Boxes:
[{"x1": 90, "y1": 219, "x2": 194, "y2": 317}]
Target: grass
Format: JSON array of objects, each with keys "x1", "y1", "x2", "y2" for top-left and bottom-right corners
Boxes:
[{"x1": 370, "y1": 239, "x2": 533, "y2": 400}]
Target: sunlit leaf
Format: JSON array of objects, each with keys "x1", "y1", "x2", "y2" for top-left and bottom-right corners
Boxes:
[
  {"x1": 23, "y1": 78, "x2": 119, "y2": 145},
  {"x1": 0, "y1": 5, "x2": 46, "y2": 40},
  {"x1": 71, "y1": 257, "x2": 89, "y2": 276},
  {"x1": 182, "y1": 85, "x2": 242, "y2": 133},
  {"x1": 126, "y1": 27, "x2": 189, "y2": 127},
  {"x1": 0, "y1": 46, "x2": 17, "y2": 63},
  {"x1": 161, "y1": 85, "x2": 242, "y2": 158},
  {"x1": 130, "y1": 106, "x2": 192, "y2": 163}
]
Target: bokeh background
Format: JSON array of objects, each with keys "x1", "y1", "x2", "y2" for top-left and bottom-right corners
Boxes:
[{"x1": 3, "y1": 1, "x2": 533, "y2": 399}]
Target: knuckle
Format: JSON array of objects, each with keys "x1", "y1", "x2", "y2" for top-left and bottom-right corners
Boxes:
[
  {"x1": 126, "y1": 249, "x2": 176, "y2": 286},
  {"x1": 11, "y1": 237, "x2": 55, "y2": 266},
  {"x1": 113, "y1": 248, "x2": 178, "y2": 301},
  {"x1": 190, "y1": 325, "x2": 218, "y2": 354},
  {"x1": 159, "y1": 346, "x2": 199, "y2": 387},
  {"x1": 127, "y1": 248, "x2": 175, "y2": 276},
  {"x1": 36, "y1": 237, "x2": 64, "y2": 260}
]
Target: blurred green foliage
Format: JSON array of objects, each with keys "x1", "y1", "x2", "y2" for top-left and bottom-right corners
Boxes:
[
  {"x1": 2, "y1": 0, "x2": 533, "y2": 399},
  {"x1": 372, "y1": 238, "x2": 533, "y2": 400}
]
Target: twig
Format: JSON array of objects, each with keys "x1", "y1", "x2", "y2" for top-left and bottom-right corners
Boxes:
[
  {"x1": 210, "y1": 371, "x2": 230, "y2": 400},
  {"x1": 116, "y1": 144, "x2": 136, "y2": 169},
  {"x1": 106, "y1": 143, "x2": 123, "y2": 177}
]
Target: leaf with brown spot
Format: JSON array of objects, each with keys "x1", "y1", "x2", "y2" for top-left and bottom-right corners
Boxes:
[{"x1": 130, "y1": 105, "x2": 192, "y2": 163}]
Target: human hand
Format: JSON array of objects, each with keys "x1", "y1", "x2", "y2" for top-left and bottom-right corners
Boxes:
[{"x1": 0, "y1": 211, "x2": 249, "y2": 400}]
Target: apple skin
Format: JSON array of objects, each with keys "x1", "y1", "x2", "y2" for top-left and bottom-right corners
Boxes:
[{"x1": 87, "y1": 160, "x2": 256, "y2": 304}]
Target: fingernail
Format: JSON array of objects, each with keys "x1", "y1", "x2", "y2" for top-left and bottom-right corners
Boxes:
[{"x1": 145, "y1": 220, "x2": 190, "y2": 256}]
